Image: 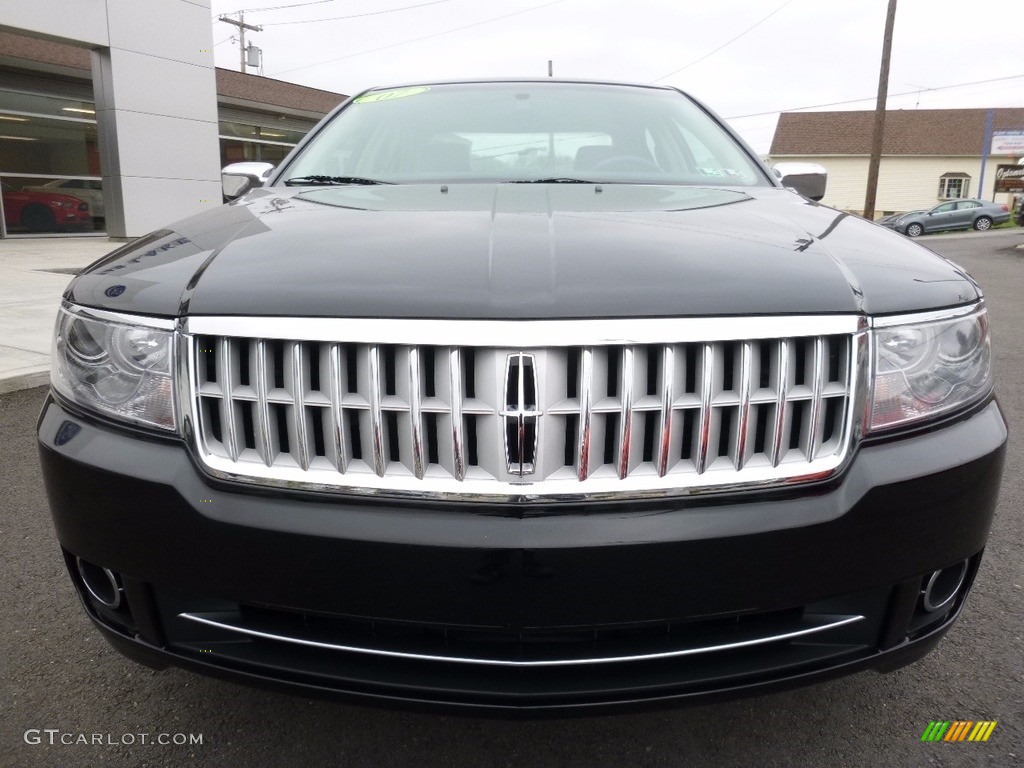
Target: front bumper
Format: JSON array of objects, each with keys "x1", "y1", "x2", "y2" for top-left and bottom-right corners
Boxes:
[{"x1": 38, "y1": 395, "x2": 1007, "y2": 714}]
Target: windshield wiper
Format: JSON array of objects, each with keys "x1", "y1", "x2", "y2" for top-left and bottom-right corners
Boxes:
[
  {"x1": 505, "y1": 177, "x2": 597, "y2": 184},
  {"x1": 283, "y1": 175, "x2": 392, "y2": 186}
]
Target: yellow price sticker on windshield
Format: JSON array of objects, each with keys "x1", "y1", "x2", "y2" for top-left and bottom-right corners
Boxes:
[{"x1": 354, "y1": 86, "x2": 430, "y2": 104}]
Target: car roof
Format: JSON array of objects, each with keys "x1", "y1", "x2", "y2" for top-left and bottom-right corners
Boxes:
[{"x1": 357, "y1": 78, "x2": 679, "y2": 94}]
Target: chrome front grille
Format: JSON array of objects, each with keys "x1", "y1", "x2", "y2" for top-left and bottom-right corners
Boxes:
[{"x1": 185, "y1": 317, "x2": 865, "y2": 500}]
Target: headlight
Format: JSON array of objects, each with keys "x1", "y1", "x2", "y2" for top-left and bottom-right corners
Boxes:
[
  {"x1": 49, "y1": 200, "x2": 72, "y2": 208},
  {"x1": 52, "y1": 304, "x2": 176, "y2": 431},
  {"x1": 869, "y1": 303, "x2": 992, "y2": 431}
]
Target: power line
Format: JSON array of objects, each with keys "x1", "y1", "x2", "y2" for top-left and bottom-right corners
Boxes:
[
  {"x1": 224, "y1": 0, "x2": 335, "y2": 14},
  {"x1": 260, "y1": 0, "x2": 451, "y2": 25},
  {"x1": 271, "y1": 0, "x2": 569, "y2": 76},
  {"x1": 724, "y1": 73, "x2": 1024, "y2": 119},
  {"x1": 651, "y1": 0, "x2": 797, "y2": 83}
]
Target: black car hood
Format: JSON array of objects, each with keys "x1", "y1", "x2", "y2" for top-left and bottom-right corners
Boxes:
[{"x1": 68, "y1": 184, "x2": 980, "y2": 319}]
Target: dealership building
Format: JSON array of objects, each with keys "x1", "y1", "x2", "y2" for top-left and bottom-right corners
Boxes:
[{"x1": 0, "y1": 2, "x2": 344, "y2": 239}]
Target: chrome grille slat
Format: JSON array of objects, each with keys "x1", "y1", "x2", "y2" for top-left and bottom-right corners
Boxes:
[
  {"x1": 190, "y1": 319, "x2": 861, "y2": 499},
  {"x1": 288, "y1": 342, "x2": 312, "y2": 471},
  {"x1": 367, "y1": 345, "x2": 386, "y2": 477},
  {"x1": 217, "y1": 337, "x2": 240, "y2": 462},
  {"x1": 807, "y1": 337, "x2": 826, "y2": 462},
  {"x1": 448, "y1": 348, "x2": 466, "y2": 481},
  {"x1": 326, "y1": 343, "x2": 349, "y2": 473},
  {"x1": 577, "y1": 347, "x2": 594, "y2": 481},
  {"x1": 770, "y1": 338, "x2": 790, "y2": 468},
  {"x1": 657, "y1": 345, "x2": 674, "y2": 477},
  {"x1": 735, "y1": 341, "x2": 753, "y2": 471},
  {"x1": 407, "y1": 346, "x2": 425, "y2": 479},
  {"x1": 695, "y1": 343, "x2": 714, "y2": 475},
  {"x1": 617, "y1": 346, "x2": 634, "y2": 480},
  {"x1": 253, "y1": 340, "x2": 275, "y2": 467}
]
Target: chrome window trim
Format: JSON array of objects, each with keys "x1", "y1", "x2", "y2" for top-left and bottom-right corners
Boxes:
[{"x1": 178, "y1": 611, "x2": 865, "y2": 668}]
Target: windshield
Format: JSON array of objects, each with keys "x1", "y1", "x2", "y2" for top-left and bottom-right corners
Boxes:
[{"x1": 281, "y1": 82, "x2": 769, "y2": 187}]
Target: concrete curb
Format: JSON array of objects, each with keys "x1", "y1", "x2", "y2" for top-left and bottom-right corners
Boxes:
[{"x1": 0, "y1": 367, "x2": 49, "y2": 395}]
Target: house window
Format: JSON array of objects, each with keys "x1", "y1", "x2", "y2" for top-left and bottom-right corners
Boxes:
[{"x1": 938, "y1": 174, "x2": 970, "y2": 199}]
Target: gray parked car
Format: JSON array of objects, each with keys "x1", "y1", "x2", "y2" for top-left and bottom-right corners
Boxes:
[
  {"x1": 881, "y1": 199, "x2": 1010, "y2": 237},
  {"x1": 876, "y1": 210, "x2": 926, "y2": 228}
]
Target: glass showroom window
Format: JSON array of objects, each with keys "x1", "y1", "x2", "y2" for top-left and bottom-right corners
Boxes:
[
  {"x1": 0, "y1": 89, "x2": 104, "y2": 237},
  {"x1": 218, "y1": 120, "x2": 307, "y2": 168},
  {"x1": 938, "y1": 174, "x2": 970, "y2": 200}
]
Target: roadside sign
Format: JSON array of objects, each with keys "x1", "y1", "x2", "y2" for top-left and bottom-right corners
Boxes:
[
  {"x1": 991, "y1": 131, "x2": 1024, "y2": 155},
  {"x1": 994, "y1": 164, "x2": 1024, "y2": 194}
]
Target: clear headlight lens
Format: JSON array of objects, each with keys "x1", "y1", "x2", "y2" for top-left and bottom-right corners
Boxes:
[
  {"x1": 52, "y1": 304, "x2": 176, "y2": 431},
  {"x1": 870, "y1": 304, "x2": 992, "y2": 431}
]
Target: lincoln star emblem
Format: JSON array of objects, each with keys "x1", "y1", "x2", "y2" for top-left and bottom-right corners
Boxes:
[{"x1": 500, "y1": 352, "x2": 540, "y2": 476}]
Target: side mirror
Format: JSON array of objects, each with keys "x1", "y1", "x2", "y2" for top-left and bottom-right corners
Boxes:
[
  {"x1": 771, "y1": 162, "x2": 827, "y2": 202},
  {"x1": 221, "y1": 162, "x2": 275, "y2": 202}
]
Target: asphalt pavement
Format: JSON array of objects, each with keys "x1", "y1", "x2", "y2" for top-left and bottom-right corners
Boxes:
[{"x1": 1, "y1": 231, "x2": 1022, "y2": 767}]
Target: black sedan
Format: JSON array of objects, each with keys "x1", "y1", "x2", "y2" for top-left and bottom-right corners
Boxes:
[{"x1": 39, "y1": 80, "x2": 1006, "y2": 714}]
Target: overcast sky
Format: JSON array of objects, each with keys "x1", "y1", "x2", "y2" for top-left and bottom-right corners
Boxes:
[{"x1": 208, "y1": 0, "x2": 1024, "y2": 154}]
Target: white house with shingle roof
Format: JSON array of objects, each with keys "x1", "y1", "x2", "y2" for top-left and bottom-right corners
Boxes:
[{"x1": 767, "y1": 108, "x2": 1024, "y2": 218}]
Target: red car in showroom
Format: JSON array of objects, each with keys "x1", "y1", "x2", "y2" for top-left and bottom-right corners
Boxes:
[{"x1": 1, "y1": 181, "x2": 92, "y2": 232}]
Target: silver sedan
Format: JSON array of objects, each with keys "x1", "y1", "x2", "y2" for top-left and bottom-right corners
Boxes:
[{"x1": 881, "y1": 199, "x2": 1010, "y2": 237}]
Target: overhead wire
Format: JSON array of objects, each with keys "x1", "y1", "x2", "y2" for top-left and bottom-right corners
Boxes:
[
  {"x1": 260, "y1": 0, "x2": 451, "y2": 25},
  {"x1": 222, "y1": 0, "x2": 336, "y2": 14},
  {"x1": 651, "y1": 0, "x2": 797, "y2": 83},
  {"x1": 724, "y1": 73, "x2": 1024, "y2": 119},
  {"x1": 270, "y1": 0, "x2": 569, "y2": 76}
]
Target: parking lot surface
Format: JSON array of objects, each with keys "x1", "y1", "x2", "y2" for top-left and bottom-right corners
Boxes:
[{"x1": 2, "y1": 231, "x2": 1022, "y2": 767}]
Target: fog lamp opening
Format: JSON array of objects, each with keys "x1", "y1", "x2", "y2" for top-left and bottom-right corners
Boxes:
[
  {"x1": 76, "y1": 557, "x2": 123, "y2": 609},
  {"x1": 922, "y1": 560, "x2": 968, "y2": 613}
]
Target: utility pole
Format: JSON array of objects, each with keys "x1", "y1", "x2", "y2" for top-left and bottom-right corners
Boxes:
[
  {"x1": 978, "y1": 109, "x2": 995, "y2": 201},
  {"x1": 863, "y1": 0, "x2": 897, "y2": 220},
  {"x1": 218, "y1": 12, "x2": 263, "y2": 73}
]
